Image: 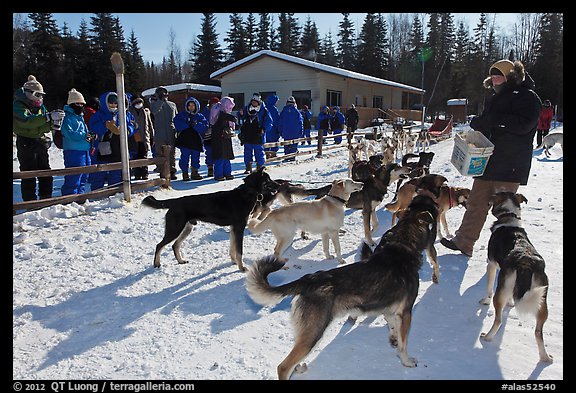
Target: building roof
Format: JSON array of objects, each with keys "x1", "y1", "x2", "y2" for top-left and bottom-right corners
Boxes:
[
  {"x1": 447, "y1": 98, "x2": 468, "y2": 106},
  {"x1": 141, "y1": 82, "x2": 221, "y2": 97},
  {"x1": 210, "y1": 50, "x2": 424, "y2": 93}
]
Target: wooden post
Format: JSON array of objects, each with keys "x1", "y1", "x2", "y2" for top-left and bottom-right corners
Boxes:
[
  {"x1": 316, "y1": 130, "x2": 323, "y2": 157},
  {"x1": 110, "y1": 52, "x2": 131, "y2": 202}
]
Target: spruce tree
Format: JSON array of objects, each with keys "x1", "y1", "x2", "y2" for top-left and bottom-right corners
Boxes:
[
  {"x1": 190, "y1": 13, "x2": 224, "y2": 85},
  {"x1": 225, "y1": 13, "x2": 247, "y2": 64},
  {"x1": 337, "y1": 13, "x2": 356, "y2": 71},
  {"x1": 299, "y1": 16, "x2": 320, "y2": 61}
]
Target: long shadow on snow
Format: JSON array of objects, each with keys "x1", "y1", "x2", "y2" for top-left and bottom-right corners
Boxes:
[
  {"x1": 287, "y1": 229, "x2": 505, "y2": 379},
  {"x1": 13, "y1": 262, "x2": 257, "y2": 372}
]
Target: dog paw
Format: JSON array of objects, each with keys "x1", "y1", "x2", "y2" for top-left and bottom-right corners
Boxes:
[
  {"x1": 480, "y1": 332, "x2": 492, "y2": 342},
  {"x1": 401, "y1": 356, "x2": 417, "y2": 368},
  {"x1": 294, "y1": 363, "x2": 308, "y2": 374},
  {"x1": 389, "y1": 337, "x2": 398, "y2": 348},
  {"x1": 479, "y1": 297, "x2": 491, "y2": 305},
  {"x1": 432, "y1": 273, "x2": 439, "y2": 284},
  {"x1": 337, "y1": 258, "x2": 346, "y2": 264},
  {"x1": 540, "y1": 354, "x2": 554, "y2": 363},
  {"x1": 178, "y1": 260, "x2": 189, "y2": 265}
]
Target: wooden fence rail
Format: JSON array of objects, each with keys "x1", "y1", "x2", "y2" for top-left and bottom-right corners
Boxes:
[
  {"x1": 13, "y1": 145, "x2": 172, "y2": 215},
  {"x1": 13, "y1": 128, "x2": 407, "y2": 214}
]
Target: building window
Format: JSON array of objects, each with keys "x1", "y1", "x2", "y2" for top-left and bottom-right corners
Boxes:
[
  {"x1": 228, "y1": 93, "x2": 245, "y2": 110},
  {"x1": 292, "y1": 90, "x2": 311, "y2": 109},
  {"x1": 372, "y1": 95, "x2": 384, "y2": 109},
  {"x1": 259, "y1": 91, "x2": 276, "y2": 103},
  {"x1": 326, "y1": 90, "x2": 341, "y2": 108},
  {"x1": 402, "y1": 92, "x2": 423, "y2": 110}
]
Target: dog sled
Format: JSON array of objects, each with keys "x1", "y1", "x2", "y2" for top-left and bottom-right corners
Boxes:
[{"x1": 427, "y1": 115, "x2": 453, "y2": 140}]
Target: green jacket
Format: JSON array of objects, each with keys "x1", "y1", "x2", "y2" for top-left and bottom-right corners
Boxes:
[{"x1": 13, "y1": 88, "x2": 51, "y2": 139}]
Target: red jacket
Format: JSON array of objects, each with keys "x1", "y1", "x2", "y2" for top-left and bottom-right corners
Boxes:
[{"x1": 538, "y1": 106, "x2": 554, "y2": 130}]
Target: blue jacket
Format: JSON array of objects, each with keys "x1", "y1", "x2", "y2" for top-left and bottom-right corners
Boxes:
[
  {"x1": 89, "y1": 92, "x2": 137, "y2": 161},
  {"x1": 278, "y1": 104, "x2": 303, "y2": 140},
  {"x1": 265, "y1": 95, "x2": 280, "y2": 142},
  {"x1": 316, "y1": 106, "x2": 331, "y2": 130},
  {"x1": 330, "y1": 106, "x2": 346, "y2": 131},
  {"x1": 173, "y1": 97, "x2": 209, "y2": 151},
  {"x1": 61, "y1": 105, "x2": 91, "y2": 152},
  {"x1": 301, "y1": 108, "x2": 312, "y2": 130}
]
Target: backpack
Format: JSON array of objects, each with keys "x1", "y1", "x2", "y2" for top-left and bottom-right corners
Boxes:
[{"x1": 52, "y1": 129, "x2": 63, "y2": 149}]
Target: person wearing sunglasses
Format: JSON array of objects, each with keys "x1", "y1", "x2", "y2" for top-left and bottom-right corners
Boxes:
[{"x1": 13, "y1": 75, "x2": 65, "y2": 201}]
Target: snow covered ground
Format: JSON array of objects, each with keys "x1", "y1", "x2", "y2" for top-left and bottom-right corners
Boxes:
[{"x1": 13, "y1": 124, "x2": 563, "y2": 381}]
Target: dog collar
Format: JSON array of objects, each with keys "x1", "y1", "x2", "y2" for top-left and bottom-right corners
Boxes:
[
  {"x1": 327, "y1": 194, "x2": 347, "y2": 204},
  {"x1": 496, "y1": 212, "x2": 520, "y2": 220}
]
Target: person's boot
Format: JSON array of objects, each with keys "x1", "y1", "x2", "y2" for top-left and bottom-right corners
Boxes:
[
  {"x1": 244, "y1": 162, "x2": 252, "y2": 174},
  {"x1": 190, "y1": 168, "x2": 202, "y2": 180},
  {"x1": 182, "y1": 171, "x2": 190, "y2": 181},
  {"x1": 207, "y1": 165, "x2": 214, "y2": 177}
]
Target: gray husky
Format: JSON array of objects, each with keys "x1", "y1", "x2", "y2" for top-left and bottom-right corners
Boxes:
[{"x1": 246, "y1": 194, "x2": 440, "y2": 380}]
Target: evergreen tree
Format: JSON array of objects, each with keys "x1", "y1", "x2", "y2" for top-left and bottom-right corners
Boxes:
[
  {"x1": 190, "y1": 13, "x2": 224, "y2": 85},
  {"x1": 27, "y1": 13, "x2": 64, "y2": 108},
  {"x1": 224, "y1": 13, "x2": 247, "y2": 64},
  {"x1": 337, "y1": 13, "x2": 356, "y2": 71},
  {"x1": 256, "y1": 13, "x2": 272, "y2": 51},
  {"x1": 533, "y1": 13, "x2": 563, "y2": 110},
  {"x1": 299, "y1": 16, "x2": 320, "y2": 61},
  {"x1": 451, "y1": 22, "x2": 471, "y2": 100},
  {"x1": 245, "y1": 13, "x2": 258, "y2": 54},
  {"x1": 357, "y1": 13, "x2": 388, "y2": 78},
  {"x1": 124, "y1": 30, "x2": 146, "y2": 97},
  {"x1": 277, "y1": 13, "x2": 300, "y2": 55},
  {"x1": 318, "y1": 31, "x2": 337, "y2": 66},
  {"x1": 89, "y1": 13, "x2": 126, "y2": 94}
]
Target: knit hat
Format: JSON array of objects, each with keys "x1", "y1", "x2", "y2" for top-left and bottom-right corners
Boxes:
[
  {"x1": 210, "y1": 96, "x2": 220, "y2": 105},
  {"x1": 251, "y1": 93, "x2": 261, "y2": 103},
  {"x1": 67, "y1": 88, "x2": 86, "y2": 105},
  {"x1": 23, "y1": 75, "x2": 45, "y2": 94},
  {"x1": 286, "y1": 96, "x2": 296, "y2": 104},
  {"x1": 155, "y1": 86, "x2": 168, "y2": 97},
  {"x1": 489, "y1": 60, "x2": 515, "y2": 80}
]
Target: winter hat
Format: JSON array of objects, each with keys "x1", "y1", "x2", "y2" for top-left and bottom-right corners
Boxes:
[
  {"x1": 210, "y1": 96, "x2": 220, "y2": 105},
  {"x1": 67, "y1": 88, "x2": 86, "y2": 105},
  {"x1": 220, "y1": 96, "x2": 235, "y2": 113},
  {"x1": 303, "y1": 105, "x2": 309, "y2": 110},
  {"x1": 131, "y1": 96, "x2": 144, "y2": 105},
  {"x1": 251, "y1": 93, "x2": 261, "y2": 103},
  {"x1": 489, "y1": 60, "x2": 514, "y2": 80},
  {"x1": 155, "y1": 86, "x2": 169, "y2": 97},
  {"x1": 484, "y1": 60, "x2": 526, "y2": 88},
  {"x1": 23, "y1": 75, "x2": 45, "y2": 94},
  {"x1": 286, "y1": 96, "x2": 296, "y2": 104}
]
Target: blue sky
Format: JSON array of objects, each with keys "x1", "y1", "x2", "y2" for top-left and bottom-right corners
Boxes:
[{"x1": 24, "y1": 13, "x2": 519, "y2": 64}]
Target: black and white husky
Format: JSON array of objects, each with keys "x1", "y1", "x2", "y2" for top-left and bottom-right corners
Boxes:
[{"x1": 479, "y1": 192, "x2": 553, "y2": 363}]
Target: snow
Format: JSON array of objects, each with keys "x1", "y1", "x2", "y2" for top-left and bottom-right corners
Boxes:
[{"x1": 13, "y1": 124, "x2": 563, "y2": 381}]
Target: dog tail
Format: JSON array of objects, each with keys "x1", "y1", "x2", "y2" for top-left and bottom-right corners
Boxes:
[
  {"x1": 247, "y1": 216, "x2": 270, "y2": 234},
  {"x1": 142, "y1": 195, "x2": 171, "y2": 209},
  {"x1": 245, "y1": 255, "x2": 297, "y2": 306},
  {"x1": 514, "y1": 269, "x2": 548, "y2": 316},
  {"x1": 402, "y1": 153, "x2": 419, "y2": 166}
]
